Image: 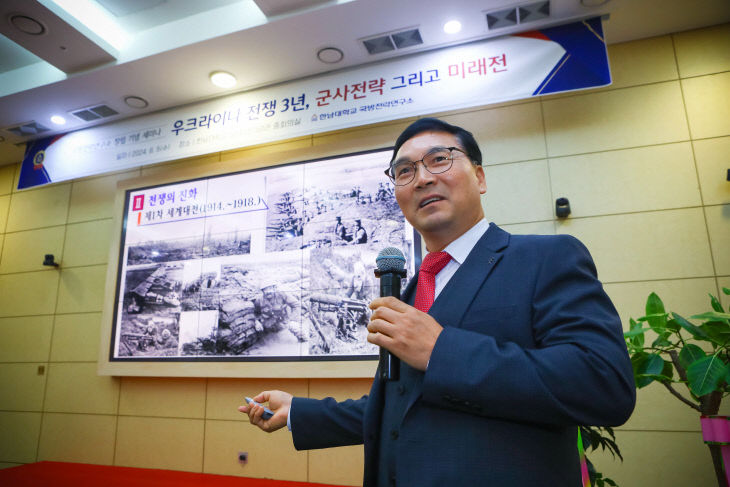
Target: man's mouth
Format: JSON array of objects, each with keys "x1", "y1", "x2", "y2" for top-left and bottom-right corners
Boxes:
[{"x1": 419, "y1": 196, "x2": 443, "y2": 208}]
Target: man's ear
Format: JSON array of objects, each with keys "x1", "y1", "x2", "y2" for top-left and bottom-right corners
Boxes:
[{"x1": 474, "y1": 165, "x2": 487, "y2": 194}]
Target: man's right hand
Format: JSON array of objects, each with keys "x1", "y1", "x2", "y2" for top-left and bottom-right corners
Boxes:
[{"x1": 238, "y1": 390, "x2": 292, "y2": 432}]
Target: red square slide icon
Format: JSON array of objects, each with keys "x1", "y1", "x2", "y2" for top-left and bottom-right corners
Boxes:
[{"x1": 132, "y1": 194, "x2": 144, "y2": 211}]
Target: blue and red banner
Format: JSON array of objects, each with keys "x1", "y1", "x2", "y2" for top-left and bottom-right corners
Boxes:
[{"x1": 19, "y1": 17, "x2": 610, "y2": 190}]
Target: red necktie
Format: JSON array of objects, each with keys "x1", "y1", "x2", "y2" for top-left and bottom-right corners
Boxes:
[{"x1": 414, "y1": 252, "x2": 452, "y2": 312}]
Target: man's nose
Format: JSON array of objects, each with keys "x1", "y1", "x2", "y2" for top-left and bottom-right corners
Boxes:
[{"x1": 413, "y1": 162, "x2": 435, "y2": 187}]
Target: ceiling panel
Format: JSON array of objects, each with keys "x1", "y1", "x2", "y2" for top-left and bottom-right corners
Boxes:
[{"x1": 0, "y1": 35, "x2": 42, "y2": 74}]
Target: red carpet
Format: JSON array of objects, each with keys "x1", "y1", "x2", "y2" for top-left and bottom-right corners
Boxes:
[{"x1": 0, "y1": 462, "x2": 350, "y2": 487}]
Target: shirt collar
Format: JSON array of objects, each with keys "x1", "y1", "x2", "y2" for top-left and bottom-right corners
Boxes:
[{"x1": 440, "y1": 218, "x2": 490, "y2": 265}]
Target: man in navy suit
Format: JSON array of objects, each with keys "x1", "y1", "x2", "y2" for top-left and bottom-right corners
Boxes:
[{"x1": 241, "y1": 118, "x2": 635, "y2": 486}]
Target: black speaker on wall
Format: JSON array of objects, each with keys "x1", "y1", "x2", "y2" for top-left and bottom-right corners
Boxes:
[{"x1": 555, "y1": 198, "x2": 571, "y2": 219}]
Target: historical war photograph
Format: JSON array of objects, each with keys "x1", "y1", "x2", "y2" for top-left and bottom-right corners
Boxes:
[
  {"x1": 178, "y1": 310, "x2": 219, "y2": 356},
  {"x1": 300, "y1": 150, "x2": 408, "y2": 251},
  {"x1": 117, "y1": 263, "x2": 184, "y2": 357},
  {"x1": 179, "y1": 259, "x2": 221, "y2": 312},
  {"x1": 117, "y1": 314, "x2": 180, "y2": 357},
  {"x1": 126, "y1": 229, "x2": 251, "y2": 266},
  {"x1": 305, "y1": 246, "x2": 379, "y2": 356},
  {"x1": 264, "y1": 166, "x2": 304, "y2": 252},
  {"x1": 180, "y1": 251, "x2": 306, "y2": 357},
  {"x1": 264, "y1": 150, "x2": 408, "y2": 253}
]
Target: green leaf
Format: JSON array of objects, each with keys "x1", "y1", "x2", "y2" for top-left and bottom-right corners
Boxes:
[
  {"x1": 637, "y1": 313, "x2": 667, "y2": 322},
  {"x1": 626, "y1": 318, "x2": 645, "y2": 350},
  {"x1": 580, "y1": 426, "x2": 622, "y2": 460},
  {"x1": 644, "y1": 293, "x2": 668, "y2": 333},
  {"x1": 652, "y1": 333, "x2": 672, "y2": 348},
  {"x1": 723, "y1": 287, "x2": 730, "y2": 296},
  {"x1": 692, "y1": 311, "x2": 730, "y2": 322},
  {"x1": 628, "y1": 317, "x2": 638, "y2": 331},
  {"x1": 678, "y1": 344, "x2": 706, "y2": 370},
  {"x1": 665, "y1": 318, "x2": 680, "y2": 333},
  {"x1": 661, "y1": 360, "x2": 674, "y2": 381},
  {"x1": 630, "y1": 352, "x2": 647, "y2": 379},
  {"x1": 711, "y1": 293, "x2": 725, "y2": 313},
  {"x1": 673, "y1": 313, "x2": 711, "y2": 341},
  {"x1": 687, "y1": 355, "x2": 729, "y2": 396},
  {"x1": 630, "y1": 351, "x2": 647, "y2": 364},
  {"x1": 700, "y1": 321, "x2": 730, "y2": 346},
  {"x1": 646, "y1": 292, "x2": 666, "y2": 315},
  {"x1": 624, "y1": 327, "x2": 650, "y2": 338},
  {"x1": 634, "y1": 353, "x2": 664, "y2": 388}
]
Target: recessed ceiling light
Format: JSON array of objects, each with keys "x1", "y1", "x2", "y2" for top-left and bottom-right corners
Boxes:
[
  {"x1": 50, "y1": 115, "x2": 66, "y2": 125},
  {"x1": 317, "y1": 47, "x2": 344, "y2": 64},
  {"x1": 443, "y1": 20, "x2": 462, "y2": 34},
  {"x1": 124, "y1": 95, "x2": 149, "y2": 109},
  {"x1": 10, "y1": 15, "x2": 46, "y2": 35},
  {"x1": 209, "y1": 71, "x2": 236, "y2": 88}
]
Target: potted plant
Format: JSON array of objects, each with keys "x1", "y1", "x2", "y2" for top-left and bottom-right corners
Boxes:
[
  {"x1": 625, "y1": 287, "x2": 730, "y2": 487},
  {"x1": 580, "y1": 425, "x2": 622, "y2": 486}
]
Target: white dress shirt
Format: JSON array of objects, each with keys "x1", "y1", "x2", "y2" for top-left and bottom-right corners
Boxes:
[{"x1": 432, "y1": 217, "x2": 490, "y2": 299}]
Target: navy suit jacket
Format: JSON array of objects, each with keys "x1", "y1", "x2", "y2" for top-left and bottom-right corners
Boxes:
[{"x1": 291, "y1": 224, "x2": 635, "y2": 486}]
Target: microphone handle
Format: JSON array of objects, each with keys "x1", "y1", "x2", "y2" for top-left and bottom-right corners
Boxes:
[{"x1": 378, "y1": 272, "x2": 402, "y2": 381}]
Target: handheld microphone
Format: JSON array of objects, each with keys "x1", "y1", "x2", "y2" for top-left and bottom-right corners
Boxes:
[{"x1": 374, "y1": 247, "x2": 407, "y2": 381}]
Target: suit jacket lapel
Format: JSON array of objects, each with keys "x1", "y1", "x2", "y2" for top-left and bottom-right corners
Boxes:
[
  {"x1": 429, "y1": 223, "x2": 509, "y2": 329},
  {"x1": 400, "y1": 224, "x2": 509, "y2": 306}
]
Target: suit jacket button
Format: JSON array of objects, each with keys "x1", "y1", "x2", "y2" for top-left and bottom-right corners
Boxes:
[
  {"x1": 390, "y1": 430, "x2": 399, "y2": 440},
  {"x1": 397, "y1": 385, "x2": 406, "y2": 395}
]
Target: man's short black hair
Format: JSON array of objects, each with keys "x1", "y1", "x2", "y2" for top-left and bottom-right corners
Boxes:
[{"x1": 390, "y1": 117, "x2": 482, "y2": 166}]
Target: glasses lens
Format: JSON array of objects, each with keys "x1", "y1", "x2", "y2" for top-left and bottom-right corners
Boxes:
[
  {"x1": 392, "y1": 161, "x2": 416, "y2": 185},
  {"x1": 423, "y1": 148, "x2": 453, "y2": 174}
]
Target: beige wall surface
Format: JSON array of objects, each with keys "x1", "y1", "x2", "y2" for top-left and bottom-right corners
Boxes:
[{"x1": 0, "y1": 23, "x2": 729, "y2": 486}]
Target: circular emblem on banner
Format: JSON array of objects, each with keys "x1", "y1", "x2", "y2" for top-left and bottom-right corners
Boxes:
[{"x1": 33, "y1": 150, "x2": 45, "y2": 168}]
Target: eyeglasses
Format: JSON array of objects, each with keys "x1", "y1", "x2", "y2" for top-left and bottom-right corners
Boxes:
[{"x1": 385, "y1": 146, "x2": 469, "y2": 186}]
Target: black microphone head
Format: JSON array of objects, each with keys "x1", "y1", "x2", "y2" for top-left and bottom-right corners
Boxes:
[{"x1": 376, "y1": 247, "x2": 406, "y2": 272}]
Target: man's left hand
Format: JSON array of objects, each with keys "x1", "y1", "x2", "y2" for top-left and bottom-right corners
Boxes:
[{"x1": 367, "y1": 296, "x2": 443, "y2": 371}]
